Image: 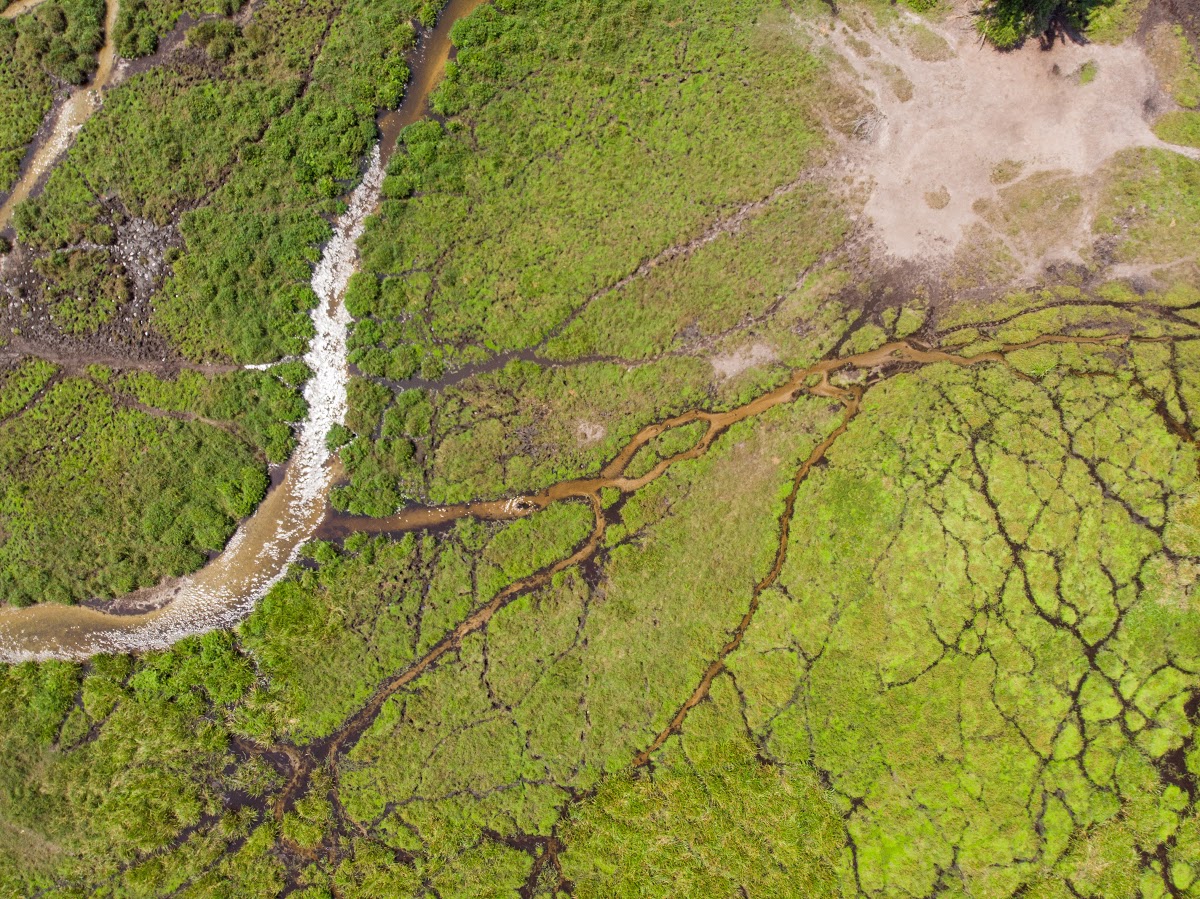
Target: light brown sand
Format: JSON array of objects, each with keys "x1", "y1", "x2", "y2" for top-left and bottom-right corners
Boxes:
[{"x1": 822, "y1": 6, "x2": 1199, "y2": 266}]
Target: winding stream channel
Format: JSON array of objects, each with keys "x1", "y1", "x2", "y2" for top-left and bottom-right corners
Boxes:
[
  {"x1": 0, "y1": 0, "x2": 121, "y2": 232},
  {"x1": 0, "y1": 0, "x2": 1153, "y2": 663}
]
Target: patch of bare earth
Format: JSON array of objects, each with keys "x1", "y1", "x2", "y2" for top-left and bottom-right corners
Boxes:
[
  {"x1": 816, "y1": 2, "x2": 1199, "y2": 275},
  {"x1": 711, "y1": 342, "x2": 778, "y2": 379},
  {"x1": 576, "y1": 421, "x2": 607, "y2": 445}
]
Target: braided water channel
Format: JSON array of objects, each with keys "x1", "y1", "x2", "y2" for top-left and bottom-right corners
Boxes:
[
  {"x1": 0, "y1": 1, "x2": 1143, "y2": 661},
  {"x1": 1, "y1": 254, "x2": 1118, "y2": 659}
]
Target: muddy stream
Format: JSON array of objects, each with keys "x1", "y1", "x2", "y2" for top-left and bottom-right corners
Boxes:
[
  {"x1": 0, "y1": 0, "x2": 485, "y2": 660},
  {"x1": 0, "y1": 0, "x2": 121, "y2": 232},
  {"x1": 0, "y1": 322, "x2": 1109, "y2": 661}
]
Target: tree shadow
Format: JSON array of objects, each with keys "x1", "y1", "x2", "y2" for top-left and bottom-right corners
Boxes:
[
  {"x1": 978, "y1": 0, "x2": 1117, "y2": 50},
  {"x1": 1038, "y1": 7, "x2": 1092, "y2": 48}
]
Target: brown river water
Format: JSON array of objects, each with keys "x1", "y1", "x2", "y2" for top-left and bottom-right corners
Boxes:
[
  {"x1": 0, "y1": 0, "x2": 485, "y2": 660},
  {"x1": 0, "y1": 0, "x2": 121, "y2": 232}
]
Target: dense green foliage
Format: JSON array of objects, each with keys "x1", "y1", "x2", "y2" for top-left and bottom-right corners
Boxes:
[
  {"x1": 240, "y1": 502, "x2": 595, "y2": 744},
  {"x1": 0, "y1": 387, "x2": 844, "y2": 894},
  {"x1": 0, "y1": 0, "x2": 104, "y2": 193},
  {"x1": 358, "y1": 0, "x2": 833, "y2": 366},
  {"x1": 335, "y1": 0, "x2": 859, "y2": 512},
  {"x1": 0, "y1": 363, "x2": 305, "y2": 604},
  {"x1": 561, "y1": 678, "x2": 845, "y2": 896},
  {"x1": 13, "y1": 0, "x2": 418, "y2": 361},
  {"x1": 113, "y1": 0, "x2": 246, "y2": 59},
  {"x1": 976, "y1": 0, "x2": 1085, "y2": 47},
  {"x1": 33, "y1": 249, "x2": 130, "y2": 334},
  {"x1": 8, "y1": 288, "x2": 1200, "y2": 894},
  {"x1": 974, "y1": 0, "x2": 1154, "y2": 47},
  {"x1": 1, "y1": 0, "x2": 428, "y2": 605}
]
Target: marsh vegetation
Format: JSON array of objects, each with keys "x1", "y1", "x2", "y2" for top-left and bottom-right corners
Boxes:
[{"x1": 2, "y1": 0, "x2": 1200, "y2": 895}]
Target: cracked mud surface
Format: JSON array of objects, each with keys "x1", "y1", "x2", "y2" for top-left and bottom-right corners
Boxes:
[{"x1": 10, "y1": 295, "x2": 1200, "y2": 896}]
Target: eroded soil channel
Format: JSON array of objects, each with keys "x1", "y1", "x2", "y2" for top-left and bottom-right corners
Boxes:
[
  {"x1": 0, "y1": 0, "x2": 1194, "y2": 666},
  {"x1": 247, "y1": 327, "x2": 1171, "y2": 888}
]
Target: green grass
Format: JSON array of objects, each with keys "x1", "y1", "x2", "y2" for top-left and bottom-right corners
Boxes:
[
  {"x1": 0, "y1": 364, "x2": 305, "y2": 604},
  {"x1": 541, "y1": 183, "x2": 849, "y2": 363},
  {"x1": 0, "y1": 0, "x2": 105, "y2": 194},
  {"x1": 975, "y1": 0, "x2": 1124, "y2": 48},
  {"x1": 33, "y1": 249, "x2": 129, "y2": 334},
  {"x1": 0, "y1": 0, "x2": 427, "y2": 603},
  {"x1": 1084, "y1": 0, "x2": 1147, "y2": 43},
  {"x1": 114, "y1": 0, "x2": 247, "y2": 59},
  {"x1": 5, "y1": 296, "x2": 1200, "y2": 892},
  {"x1": 14, "y1": 0, "x2": 420, "y2": 361},
  {"x1": 2, "y1": 0, "x2": 1200, "y2": 894},
  {"x1": 357, "y1": 0, "x2": 833, "y2": 371},
  {"x1": 1094, "y1": 148, "x2": 1200, "y2": 265},
  {"x1": 237, "y1": 501, "x2": 595, "y2": 744},
  {"x1": 561, "y1": 677, "x2": 846, "y2": 897},
  {"x1": 1155, "y1": 110, "x2": 1200, "y2": 149},
  {"x1": 337, "y1": 0, "x2": 859, "y2": 512},
  {"x1": 0, "y1": 357, "x2": 55, "y2": 419}
]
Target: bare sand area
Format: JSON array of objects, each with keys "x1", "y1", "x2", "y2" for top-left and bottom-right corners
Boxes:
[{"x1": 823, "y1": 6, "x2": 1199, "y2": 267}]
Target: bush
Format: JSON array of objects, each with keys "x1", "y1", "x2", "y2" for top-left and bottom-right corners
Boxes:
[{"x1": 977, "y1": 0, "x2": 1096, "y2": 47}]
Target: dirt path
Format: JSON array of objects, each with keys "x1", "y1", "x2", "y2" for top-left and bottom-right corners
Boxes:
[
  {"x1": 823, "y1": 2, "x2": 1200, "y2": 267},
  {"x1": 0, "y1": 337, "x2": 243, "y2": 376}
]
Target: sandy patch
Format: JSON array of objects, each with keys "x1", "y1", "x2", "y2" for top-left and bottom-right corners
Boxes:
[
  {"x1": 821, "y1": 6, "x2": 1200, "y2": 266},
  {"x1": 711, "y1": 342, "x2": 778, "y2": 379},
  {"x1": 576, "y1": 421, "x2": 607, "y2": 444}
]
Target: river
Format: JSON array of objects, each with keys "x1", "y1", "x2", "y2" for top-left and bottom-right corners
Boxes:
[{"x1": 0, "y1": 0, "x2": 486, "y2": 660}]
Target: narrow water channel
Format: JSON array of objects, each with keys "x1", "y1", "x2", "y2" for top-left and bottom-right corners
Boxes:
[
  {"x1": 0, "y1": 0, "x2": 1117, "y2": 661},
  {"x1": 1, "y1": 0, "x2": 54, "y2": 19},
  {"x1": 0, "y1": 0, "x2": 485, "y2": 660},
  {"x1": 0, "y1": 0, "x2": 121, "y2": 232}
]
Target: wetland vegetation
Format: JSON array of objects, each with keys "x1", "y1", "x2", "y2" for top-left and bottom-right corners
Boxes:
[
  {"x1": 3, "y1": 0, "x2": 1200, "y2": 894},
  {"x1": 0, "y1": 0, "x2": 105, "y2": 194}
]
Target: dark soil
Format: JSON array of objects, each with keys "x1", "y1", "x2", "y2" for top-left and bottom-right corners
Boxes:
[{"x1": 1139, "y1": 0, "x2": 1200, "y2": 46}]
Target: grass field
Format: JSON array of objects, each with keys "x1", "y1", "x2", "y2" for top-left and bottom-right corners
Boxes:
[{"x1": 2, "y1": 0, "x2": 1200, "y2": 894}]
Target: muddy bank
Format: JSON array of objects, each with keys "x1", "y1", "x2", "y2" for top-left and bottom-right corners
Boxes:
[
  {"x1": 378, "y1": 0, "x2": 487, "y2": 164},
  {"x1": 1, "y1": 0, "x2": 53, "y2": 18},
  {"x1": 323, "y1": 335, "x2": 1121, "y2": 543},
  {"x1": 0, "y1": 151, "x2": 381, "y2": 658},
  {"x1": 0, "y1": 320, "x2": 1138, "y2": 660}
]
